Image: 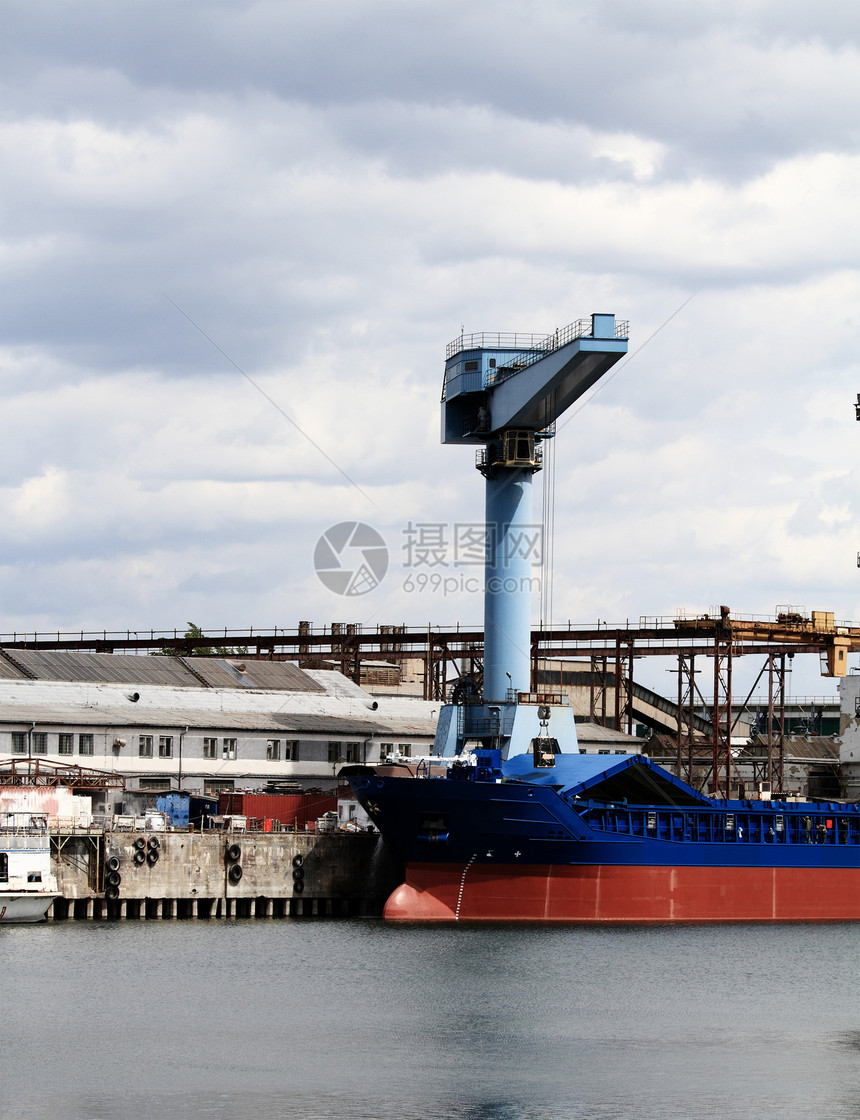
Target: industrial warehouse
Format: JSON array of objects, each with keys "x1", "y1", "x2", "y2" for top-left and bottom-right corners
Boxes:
[
  {"x1": 1, "y1": 632, "x2": 857, "y2": 803},
  {"x1": 0, "y1": 647, "x2": 440, "y2": 813},
  {"x1": 2, "y1": 609, "x2": 857, "y2": 807}
]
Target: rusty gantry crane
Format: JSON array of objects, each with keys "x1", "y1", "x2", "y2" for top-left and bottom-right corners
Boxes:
[{"x1": 2, "y1": 606, "x2": 858, "y2": 796}]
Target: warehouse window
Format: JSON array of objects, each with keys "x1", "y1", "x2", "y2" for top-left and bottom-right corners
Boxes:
[
  {"x1": 398, "y1": 743, "x2": 412, "y2": 758},
  {"x1": 158, "y1": 736, "x2": 172, "y2": 759},
  {"x1": 139, "y1": 735, "x2": 153, "y2": 758},
  {"x1": 32, "y1": 732, "x2": 47, "y2": 755},
  {"x1": 345, "y1": 742, "x2": 361, "y2": 763},
  {"x1": 58, "y1": 733, "x2": 73, "y2": 756},
  {"x1": 284, "y1": 740, "x2": 299, "y2": 761},
  {"x1": 380, "y1": 742, "x2": 394, "y2": 759},
  {"x1": 222, "y1": 738, "x2": 237, "y2": 760},
  {"x1": 11, "y1": 732, "x2": 26, "y2": 754},
  {"x1": 328, "y1": 741, "x2": 341, "y2": 763},
  {"x1": 205, "y1": 779, "x2": 234, "y2": 796},
  {"x1": 203, "y1": 737, "x2": 217, "y2": 759},
  {"x1": 266, "y1": 739, "x2": 280, "y2": 761},
  {"x1": 79, "y1": 734, "x2": 94, "y2": 756},
  {"x1": 0, "y1": 853, "x2": 7, "y2": 882}
]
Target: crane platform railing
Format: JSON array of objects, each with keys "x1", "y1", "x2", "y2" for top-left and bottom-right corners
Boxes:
[{"x1": 446, "y1": 317, "x2": 629, "y2": 363}]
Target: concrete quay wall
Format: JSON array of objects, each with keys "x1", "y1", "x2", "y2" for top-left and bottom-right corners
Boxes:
[{"x1": 50, "y1": 830, "x2": 402, "y2": 920}]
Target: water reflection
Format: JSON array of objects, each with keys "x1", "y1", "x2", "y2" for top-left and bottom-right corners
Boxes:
[{"x1": 2, "y1": 921, "x2": 858, "y2": 1120}]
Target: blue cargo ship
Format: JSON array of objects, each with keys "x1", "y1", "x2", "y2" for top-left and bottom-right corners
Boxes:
[
  {"x1": 350, "y1": 311, "x2": 860, "y2": 922},
  {"x1": 350, "y1": 751, "x2": 860, "y2": 922}
]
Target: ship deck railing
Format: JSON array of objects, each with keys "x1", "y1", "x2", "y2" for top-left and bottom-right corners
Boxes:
[{"x1": 572, "y1": 802, "x2": 860, "y2": 846}]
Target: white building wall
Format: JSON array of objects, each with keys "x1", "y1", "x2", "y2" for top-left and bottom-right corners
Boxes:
[
  {"x1": 0, "y1": 672, "x2": 438, "y2": 801},
  {"x1": 0, "y1": 786, "x2": 92, "y2": 826}
]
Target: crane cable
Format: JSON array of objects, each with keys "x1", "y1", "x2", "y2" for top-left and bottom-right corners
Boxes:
[{"x1": 539, "y1": 394, "x2": 557, "y2": 632}]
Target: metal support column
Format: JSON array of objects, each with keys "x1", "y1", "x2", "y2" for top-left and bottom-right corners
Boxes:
[
  {"x1": 589, "y1": 656, "x2": 609, "y2": 726},
  {"x1": 614, "y1": 637, "x2": 622, "y2": 730},
  {"x1": 626, "y1": 644, "x2": 635, "y2": 736},
  {"x1": 767, "y1": 652, "x2": 786, "y2": 791},
  {"x1": 675, "y1": 654, "x2": 697, "y2": 783},
  {"x1": 483, "y1": 465, "x2": 534, "y2": 700},
  {"x1": 711, "y1": 635, "x2": 733, "y2": 797}
]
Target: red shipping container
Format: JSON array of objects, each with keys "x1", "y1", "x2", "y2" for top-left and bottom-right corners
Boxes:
[{"x1": 218, "y1": 792, "x2": 338, "y2": 830}]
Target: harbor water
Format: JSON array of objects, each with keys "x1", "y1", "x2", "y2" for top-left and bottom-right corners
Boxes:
[{"x1": 2, "y1": 920, "x2": 857, "y2": 1120}]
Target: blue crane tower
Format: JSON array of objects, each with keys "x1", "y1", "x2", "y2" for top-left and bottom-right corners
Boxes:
[{"x1": 433, "y1": 313, "x2": 628, "y2": 760}]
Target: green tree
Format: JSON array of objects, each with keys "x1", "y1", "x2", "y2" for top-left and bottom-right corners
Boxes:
[{"x1": 155, "y1": 622, "x2": 248, "y2": 657}]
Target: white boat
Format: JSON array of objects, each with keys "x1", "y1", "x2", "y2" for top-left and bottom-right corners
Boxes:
[{"x1": 1, "y1": 814, "x2": 60, "y2": 923}]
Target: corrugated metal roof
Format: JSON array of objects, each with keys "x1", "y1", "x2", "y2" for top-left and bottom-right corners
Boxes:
[
  {"x1": 744, "y1": 735, "x2": 839, "y2": 762},
  {"x1": 182, "y1": 658, "x2": 325, "y2": 692},
  {"x1": 364, "y1": 717, "x2": 439, "y2": 735},
  {"x1": 0, "y1": 650, "x2": 325, "y2": 692},
  {"x1": 2, "y1": 650, "x2": 199, "y2": 686},
  {"x1": 575, "y1": 721, "x2": 642, "y2": 744},
  {"x1": 301, "y1": 669, "x2": 370, "y2": 698},
  {"x1": 0, "y1": 653, "x2": 26, "y2": 680},
  {"x1": 269, "y1": 713, "x2": 393, "y2": 735},
  {"x1": 0, "y1": 702, "x2": 433, "y2": 738},
  {"x1": 270, "y1": 713, "x2": 437, "y2": 736}
]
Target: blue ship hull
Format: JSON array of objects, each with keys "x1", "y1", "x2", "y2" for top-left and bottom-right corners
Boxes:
[{"x1": 350, "y1": 754, "x2": 860, "y2": 922}]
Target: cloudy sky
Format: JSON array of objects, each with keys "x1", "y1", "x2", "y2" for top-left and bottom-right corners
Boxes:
[{"x1": 2, "y1": 0, "x2": 858, "y2": 696}]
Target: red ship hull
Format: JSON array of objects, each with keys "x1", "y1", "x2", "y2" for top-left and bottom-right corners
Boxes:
[{"x1": 386, "y1": 862, "x2": 860, "y2": 923}]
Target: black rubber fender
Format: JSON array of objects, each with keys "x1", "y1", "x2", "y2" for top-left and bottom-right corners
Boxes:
[
  {"x1": 292, "y1": 867, "x2": 305, "y2": 882},
  {"x1": 107, "y1": 870, "x2": 122, "y2": 887},
  {"x1": 133, "y1": 850, "x2": 146, "y2": 866},
  {"x1": 293, "y1": 879, "x2": 304, "y2": 894},
  {"x1": 291, "y1": 853, "x2": 304, "y2": 869},
  {"x1": 147, "y1": 836, "x2": 160, "y2": 851},
  {"x1": 226, "y1": 843, "x2": 241, "y2": 863},
  {"x1": 105, "y1": 885, "x2": 120, "y2": 900},
  {"x1": 146, "y1": 849, "x2": 159, "y2": 866},
  {"x1": 133, "y1": 837, "x2": 146, "y2": 851},
  {"x1": 228, "y1": 863, "x2": 243, "y2": 883},
  {"x1": 106, "y1": 855, "x2": 121, "y2": 872}
]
